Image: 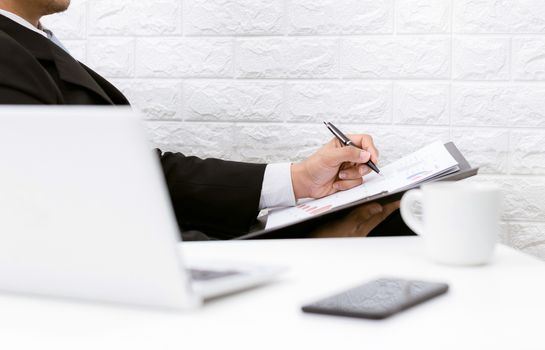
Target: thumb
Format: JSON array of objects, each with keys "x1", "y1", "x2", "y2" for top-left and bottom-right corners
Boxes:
[{"x1": 323, "y1": 146, "x2": 371, "y2": 167}]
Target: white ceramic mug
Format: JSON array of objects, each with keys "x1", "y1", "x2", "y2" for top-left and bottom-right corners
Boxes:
[{"x1": 400, "y1": 182, "x2": 501, "y2": 266}]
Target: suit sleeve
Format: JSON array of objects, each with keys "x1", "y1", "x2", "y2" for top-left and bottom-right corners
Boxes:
[{"x1": 159, "y1": 150, "x2": 267, "y2": 240}]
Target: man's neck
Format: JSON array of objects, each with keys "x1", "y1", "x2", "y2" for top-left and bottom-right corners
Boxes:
[{"x1": 0, "y1": 2, "x2": 41, "y2": 27}]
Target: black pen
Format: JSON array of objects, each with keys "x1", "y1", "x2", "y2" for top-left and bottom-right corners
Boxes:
[{"x1": 323, "y1": 121, "x2": 381, "y2": 175}]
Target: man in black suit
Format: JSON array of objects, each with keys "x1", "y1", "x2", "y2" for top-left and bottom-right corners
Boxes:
[{"x1": 0, "y1": 0, "x2": 403, "y2": 240}]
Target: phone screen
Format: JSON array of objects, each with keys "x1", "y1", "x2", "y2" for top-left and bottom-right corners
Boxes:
[{"x1": 302, "y1": 278, "x2": 448, "y2": 320}]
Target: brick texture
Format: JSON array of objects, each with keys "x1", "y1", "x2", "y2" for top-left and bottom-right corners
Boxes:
[{"x1": 41, "y1": 0, "x2": 545, "y2": 259}]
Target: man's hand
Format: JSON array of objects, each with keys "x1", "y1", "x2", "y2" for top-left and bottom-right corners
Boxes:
[
  {"x1": 291, "y1": 134, "x2": 379, "y2": 199},
  {"x1": 311, "y1": 201, "x2": 400, "y2": 238}
]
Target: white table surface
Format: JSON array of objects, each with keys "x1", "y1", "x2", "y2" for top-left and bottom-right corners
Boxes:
[{"x1": 1, "y1": 236, "x2": 544, "y2": 350}]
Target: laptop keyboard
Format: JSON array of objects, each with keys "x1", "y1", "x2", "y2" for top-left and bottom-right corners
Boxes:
[{"x1": 189, "y1": 268, "x2": 242, "y2": 281}]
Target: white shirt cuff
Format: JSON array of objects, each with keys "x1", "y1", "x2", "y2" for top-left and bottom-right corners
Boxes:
[{"x1": 259, "y1": 163, "x2": 296, "y2": 210}]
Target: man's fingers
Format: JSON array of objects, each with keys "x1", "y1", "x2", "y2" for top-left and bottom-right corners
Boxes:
[
  {"x1": 359, "y1": 134, "x2": 379, "y2": 164},
  {"x1": 382, "y1": 200, "x2": 400, "y2": 216},
  {"x1": 339, "y1": 164, "x2": 372, "y2": 179},
  {"x1": 348, "y1": 201, "x2": 397, "y2": 237},
  {"x1": 324, "y1": 145, "x2": 371, "y2": 167},
  {"x1": 310, "y1": 201, "x2": 393, "y2": 238},
  {"x1": 357, "y1": 201, "x2": 399, "y2": 232},
  {"x1": 333, "y1": 178, "x2": 363, "y2": 191},
  {"x1": 351, "y1": 202, "x2": 383, "y2": 221},
  {"x1": 359, "y1": 164, "x2": 372, "y2": 176},
  {"x1": 338, "y1": 166, "x2": 363, "y2": 180},
  {"x1": 347, "y1": 134, "x2": 379, "y2": 164},
  {"x1": 355, "y1": 210, "x2": 387, "y2": 234}
]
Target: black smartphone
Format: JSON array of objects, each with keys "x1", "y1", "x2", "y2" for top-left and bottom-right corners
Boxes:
[{"x1": 301, "y1": 278, "x2": 449, "y2": 320}]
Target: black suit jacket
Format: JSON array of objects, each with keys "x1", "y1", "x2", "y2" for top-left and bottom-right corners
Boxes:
[{"x1": 0, "y1": 14, "x2": 266, "y2": 240}]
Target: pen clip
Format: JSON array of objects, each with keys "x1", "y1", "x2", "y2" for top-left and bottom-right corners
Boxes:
[{"x1": 324, "y1": 121, "x2": 352, "y2": 146}]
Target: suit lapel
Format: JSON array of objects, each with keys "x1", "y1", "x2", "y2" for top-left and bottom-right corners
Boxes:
[
  {"x1": 0, "y1": 14, "x2": 114, "y2": 104},
  {"x1": 48, "y1": 44, "x2": 114, "y2": 104}
]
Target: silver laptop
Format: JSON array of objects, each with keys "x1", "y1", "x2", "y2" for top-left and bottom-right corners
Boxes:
[{"x1": 0, "y1": 106, "x2": 284, "y2": 309}]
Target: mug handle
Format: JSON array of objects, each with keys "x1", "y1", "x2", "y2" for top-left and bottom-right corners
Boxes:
[{"x1": 400, "y1": 189, "x2": 425, "y2": 236}]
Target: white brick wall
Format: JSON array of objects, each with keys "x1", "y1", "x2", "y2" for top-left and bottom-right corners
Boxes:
[{"x1": 42, "y1": 0, "x2": 545, "y2": 258}]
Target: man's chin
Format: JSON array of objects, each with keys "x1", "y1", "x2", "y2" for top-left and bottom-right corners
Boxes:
[{"x1": 43, "y1": 0, "x2": 71, "y2": 15}]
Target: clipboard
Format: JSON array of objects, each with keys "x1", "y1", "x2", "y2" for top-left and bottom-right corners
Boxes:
[{"x1": 236, "y1": 142, "x2": 478, "y2": 240}]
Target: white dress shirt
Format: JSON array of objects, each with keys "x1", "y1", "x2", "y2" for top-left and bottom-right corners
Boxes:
[
  {"x1": 0, "y1": 9, "x2": 68, "y2": 51},
  {"x1": 0, "y1": 9, "x2": 47, "y2": 37},
  {"x1": 0, "y1": 9, "x2": 297, "y2": 210},
  {"x1": 259, "y1": 163, "x2": 296, "y2": 209}
]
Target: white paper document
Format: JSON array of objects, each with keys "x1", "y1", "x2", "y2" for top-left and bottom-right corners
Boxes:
[{"x1": 265, "y1": 141, "x2": 459, "y2": 230}]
